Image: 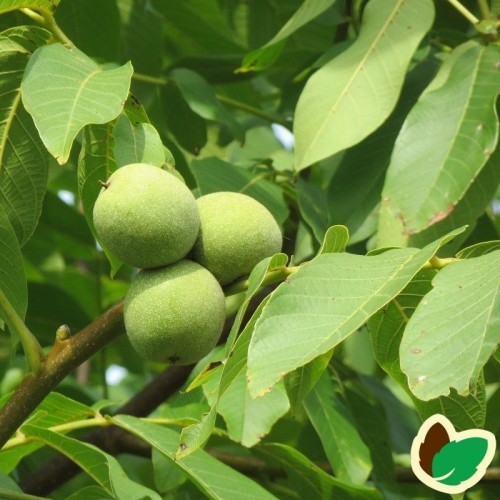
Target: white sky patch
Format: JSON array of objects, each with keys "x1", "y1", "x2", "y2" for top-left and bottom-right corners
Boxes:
[
  {"x1": 106, "y1": 364, "x2": 128, "y2": 385},
  {"x1": 57, "y1": 190, "x2": 75, "y2": 205},
  {"x1": 492, "y1": 199, "x2": 500, "y2": 215},
  {"x1": 272, "y1": 123, "x2": 294, "y2": 151}
]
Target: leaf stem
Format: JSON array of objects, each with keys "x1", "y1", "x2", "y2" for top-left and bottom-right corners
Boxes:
[
  {"x1": 0, "y1": 289, "x2": 45, "y2": 374},
  {"x1": 477, "y1": 0, "x2": 491, "y2": 19},
  {"x1": 224, "y1": 265, "x2": 299, "y2": 296},
  {"x1": 20, "y1": 7, "x2": 74, "y2": 46},
  {"x1": 132, "y1": 72, "x2": 291, "y2": 129},
  {"x1": 446, "y1": 0, "x2": 480, "y2": 24}
]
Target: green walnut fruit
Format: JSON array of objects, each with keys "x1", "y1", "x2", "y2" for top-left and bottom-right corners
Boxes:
[
  {"x1": 93, "y1": 163, "x2": 199, "y2": 269},
  {"x1": 124, "y1": 260, "x2": 225, "y2": 365},
  {"x1": 192, "y1": 192, "x2": 282, "y2": 285}
]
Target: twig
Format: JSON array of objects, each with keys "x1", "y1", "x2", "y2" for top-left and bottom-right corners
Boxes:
[
  {"x1": 477, "y1": 0, "x2": 491, "y2": 19},
  {"x1": 446, "y1": 0, "x2": 480, "y2": 24},
  {"x1": 0, "y1": 301, "x2": 125, "y2": 449},
  {"x1": 20, "y1": 7, "x2": 74, "y2": 46},
  {"x1": 132, "y1": 72, "x2": 291, "y2": 130}
]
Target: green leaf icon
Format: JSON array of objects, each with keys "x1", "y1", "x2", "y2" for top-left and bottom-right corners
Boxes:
[{"x1": 431, "y1": 438, "x2": 489, "y2": 486}]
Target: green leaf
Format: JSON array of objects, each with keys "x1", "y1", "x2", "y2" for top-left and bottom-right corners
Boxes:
[
  {"x1": 161, "y1": 83, "x2": 207, "y2": 155},
  {"x1": 456, "y1": 240, "x2": 500, "y2": 259},
  {"x1": 0, "y1": 26, "x2": 51, "y2": 246},
  {"x1": 77, "y1": 124, "x2": 122, "y2": 276},
  {"x1": 21, "y1": 44, "x2": 133, "y2": 164},
  {"x1": 401, "y1": 251, "x2": 500, "y2": 400},
  {"x1": 0, "y1": 212, "x2": 26, "y2": 336},
  {"x1": 113, "y1": 113, "x2": 165, "y2": 168},
  {"x1": 170, "y1": 69, "x2": 243, "y2": 142},
  {"x1": 177, "y1": 264, "x2": 280, "y2": 459},
  {"x1": 256, "y1": 443, "x2": 382, "y2": 499},
  {"x1": 218, "y1": 373, "x2": 289, "y2": 447},
  {"x1": 0, "y1": 0, "x2": 59, "y2": 15},
  {"x1": 285, "y1": 350, "x2": 332, "y2": 413},
  {"x1": 432, "y1": 438, "x2": 488, "y2": 485},
  {"x1": 327, "y1": 56, "x2": 439, "y2": 245},
  {"x1": 55, "y1": 0, "x2": 121, "y2": 62},
  {"x1": 66, "y1": 486, "x2": 113, "y2": 500},
  {"x1": 318, "y1": 225, "x2": 349, "y2": 255},
  {"x1": 380, "y1": 42, "x2": 499, "y2": 236},
  {"x1": 294, "y1": 0, "x2": 434, "y2": 170},
  {"x1": 0, "y1": 392, "x2": 95, "y2": 473},
  {"x1": 303, "y1": 372, "x2": 372, "y2": 484},
  {"x1": 247, "y1": 228, "x2": 464, "y2": 397},
  {"x1": 368, "y1": 269, "x2": 486, "y2": 430},
  {"x1": 379, "y1": 134, "x2": 500, "y2": 249},
  {"x1": 296, "y1": 178, "x2": 330, "y2": 243},
  {"x1": 240, "y1": 0, "x2": 340, "y2": 72},
  {"x1": 113, "y1": 415, "x2": 277, "y2": 499},
  {"x1": 20, "y1": 424, "x2": 161, "y2": 499},
  {"x1": 191, "y1": 157, "x2": 289, "y2": 224}
]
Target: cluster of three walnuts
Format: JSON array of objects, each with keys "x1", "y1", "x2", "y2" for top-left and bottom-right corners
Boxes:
[{"x1": 93, "y1": 163, "x2": 282, "y2": 365}]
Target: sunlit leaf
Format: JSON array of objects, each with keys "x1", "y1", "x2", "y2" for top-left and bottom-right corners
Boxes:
[
  {"x1": 294, "y1": 0, "x2": 434, "y2": 169},
  {"x1": 21, "y1": 44, "x2": 132, "y2": 164},
  {"x1": 381, "y1": 42, "x2": 499, "y2": 235},
  {"x1": 401, "y1": 251, "x2": 500, "y2": 400},
  {"x1": 247, "y1": 228, "x2": 463, "y2": 397}
]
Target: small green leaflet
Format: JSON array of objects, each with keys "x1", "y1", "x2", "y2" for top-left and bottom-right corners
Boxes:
[{"x1": 432, "y1": 438, "x2": 488, "y2": 486}]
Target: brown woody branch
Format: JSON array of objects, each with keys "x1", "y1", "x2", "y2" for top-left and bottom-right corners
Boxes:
[{"x1": 0, "y1": 301, "x2": 126, "y2": 448}]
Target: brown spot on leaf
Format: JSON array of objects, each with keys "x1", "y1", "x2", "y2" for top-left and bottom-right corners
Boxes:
[
  {"x1": 419, "y1": 422, "x2": 450, "y2": 475},
  {"x1": 411, "y1": 348, "x2": 422, "y2": 354},
  {"x1": 427, "y1": 203, "x2": 454, "y2": 227}
]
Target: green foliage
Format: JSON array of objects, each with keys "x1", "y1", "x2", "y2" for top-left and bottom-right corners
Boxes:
[{"x1": 0, "y1": 0, "x2": 498, "y2": 498}]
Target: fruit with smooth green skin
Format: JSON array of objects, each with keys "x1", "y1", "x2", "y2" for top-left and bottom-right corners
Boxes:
[
  {"x1": 93, "y1": 163, "x2": 199, "y2": 269},
  {"x1": 192, "y1": 192, "x2": 282, "y2": 285},
  {"x1": 124, "y1": 260, "x2": 225, "y2": 364}
]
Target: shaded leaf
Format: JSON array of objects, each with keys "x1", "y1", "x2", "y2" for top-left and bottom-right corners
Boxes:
[
  {"x1": 401, "y1": 251, "x2": 500, "y2": 400},
  {"x1": 21, "y1": 424, "x2": 161, "y2": 499},
  {"x1": 257, "y1": 443, "x2": 381, "y2": 499},
  {"x1": 247, "y1": 228, "x2": 463, "y2": 397},
  {"x1": 285, "y1": 350, "x2": 332, "y2": 413},
  {"x1": 0, "y1": 211, "x2": 26, "y2": 338},
  {"x1": 113, "y1": 415, "x2": 277, "y2": 499},
  {"x1": 296, "y1": 178, "x2": 329, "y2": 243},
  {"x1": 113, "y1": 113, "x2": 165, "y2": 168},
  {"x1": 191, "y1": 157, "x2": 289, "y2": 224},
  {"x1": 21, "y1": 44, "x2": 132, "y2": 164},
  {"x1": 380, "y1": 42, "x2": 499, "y2": 235},
  {"x1": 55, "y1": 0, "x2": 121, "y2": 61},
  {"x1": 170, "y1": 68, "x2": 243, "y2": 141},
  {"x1": 0, "y1": 26, "x2": 51, "y2": 246},
  {"x1": 294, "y1": 0, "x2": 434, "y2": 169},
  {"x1": 303, "y1": 372, "x2": 372, "y2": 484},
  {"x1": 77, "y1": 123, "x2": 122, "y2": 275},
  {"x1": 241, "y1": 0, "x2": 341, "y2": 72}
]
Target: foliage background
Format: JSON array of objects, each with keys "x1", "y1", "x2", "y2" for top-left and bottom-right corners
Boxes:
[{"x1": 0, "y1": 0, "x2": 498, "y2": 499}]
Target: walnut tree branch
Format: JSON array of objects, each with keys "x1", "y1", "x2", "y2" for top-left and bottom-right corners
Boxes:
[{"x1": 0, "y1": 301, "x2": 125, "y2": 448}]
